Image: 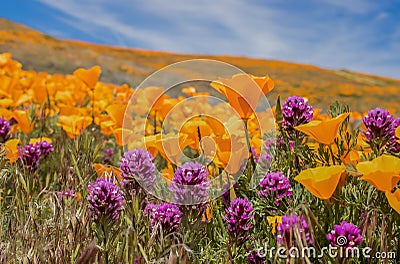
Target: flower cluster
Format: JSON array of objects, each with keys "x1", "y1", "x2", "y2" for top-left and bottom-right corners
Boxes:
[
  {"x1": 363, "y1": 108, "x2": 394, "y2": 144},
  {"x1": 387, "y1": 118, "x2": 400, "y2": 152},
  {"x1": 247, "y1": 250, "x2": 266, "y2": 264},
  {"x1": 120, "y1": 148, "x2": 156, "y2": 193},
  {"x1": 57, "y1": 189, "x2": 75, "y2": 199},
  {"x1": 223, "y1": 197, "x2": 254, "y2": 242},
  {"x1": 87, "y1": 178, "x2": 124, "y2": 221},
  {"x1": 258, "y1": 172, "x2": 292, "y2": 206},
  {"x1": 282, "y1": 96, "x2": 313, "y2": 132},
  {"x1": 19, "y1": 140, "x2": 53, "y2": 171},
  {"x1": 326, "y1": 221, "x2": 363, "y2": 249},
  {"x1": 277, "y1": 214, "x2": 312, "y2": 247},
  {"x1": 144, "y1": 202, "x2": 183, "y2": 233},
  {"x1": 169, "y1": 162, "x2": 210, "y2": 205},
  {"x1": 0, "y1": 118, "x2": 10, "y2": 142},
  {"x1": 37, "y1": 140, "x2": 54, "y2": 156}
]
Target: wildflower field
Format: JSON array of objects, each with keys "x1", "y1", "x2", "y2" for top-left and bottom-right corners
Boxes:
[{"x1": 0, "y1": 52, "x2": 399, "y2": 264}]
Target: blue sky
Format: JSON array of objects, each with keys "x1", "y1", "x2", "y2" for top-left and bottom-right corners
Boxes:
[{"x1": 2, "y1": 0, "x2": 400, "y2": 79}]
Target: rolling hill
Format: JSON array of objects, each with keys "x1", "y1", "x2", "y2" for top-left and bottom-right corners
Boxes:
[{"x1": 0, "y1": 17, "x2": 399, "y2": 112}]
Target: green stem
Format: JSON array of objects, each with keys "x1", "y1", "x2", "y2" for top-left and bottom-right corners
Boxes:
[
  {"x1": 328, "y1": 145, "x2": 336, "y2": 165},
  {"x1": 243, "y1": 119, "x2": 255, "y2": 180},
  {"x1": 102, "y1": 223, "x2": 109, "y2": 264}
]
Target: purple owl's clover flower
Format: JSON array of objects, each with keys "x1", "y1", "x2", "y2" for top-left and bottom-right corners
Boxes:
[
  {"x1": 223, "y1": 197, "x2": 254, "y2": 243},
  {"x1": 387, "y1": 118, "x2": 400, "y2": 153},
  {"x1": 247, "y1": 250, "x2": 266, "y2": 264},
  {"x1": 57, "y1": 189, "x2": 75, "y2": 199},
  {"x1": 258, "y1": 172, "x2": 292, "y2": 206},
  {"x1": 362, "y1": 108, "x2": 394, "y2": 144},
  {"x1": 326, "y1": 221, "x2": 363, "y2": 249},
  {"x1": 19, "y1": 140, "x2": 53, "y2": 172},
  {"x1": 37, "y1": 140, "x2": 54, "y2": 157},
  {"x1": 87, "y1": 178, "x2": 124, "y2": 221},
  {"x1": 169, "y1": 161, "x2": 210, "y2": 205},
  {"x1": 282, "y1": 96, "x2": 313, "y2": 133},
  {"x1": 0, "y1": 118, "x2": 11, "y2": 142},
  {"x1": 277, "y1": 214, "x2": 313, "y2": 247},
  {"x1": 119, "y1": 148, "x2": 156, "y2": 194},
  {"x1": 144, "y1": 202, "x2": 183, "y2": 233}
]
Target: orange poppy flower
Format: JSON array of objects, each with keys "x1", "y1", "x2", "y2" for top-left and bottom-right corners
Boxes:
[
  {"x1": 161, "y1": 164, "x2": 175, "y2": 182},
  {"x1": 181, "y1": 86, "x2": 197, "y2": 97},
  {"x1": 73, "y1": 66, "x2": 101, "y2": 90},
  {"x1": 31, "y1": 78, "x2": 48, "y2": 104},
  {"x1": 385, "y1": 189, "x2": 400, "y2": 214},
  {"x1": 145, "y1": 133, "x2": 194, "y2": 163},
  {"x1": 179, "y1": 117, "x2": 216, "y2": 150},
  {"x1": 59, "y1": 106, "x2": 86, "y2": 116},
  {"x1": 0, "y1": 108, "x2": 13, "y2": 120},
  {"x1": 13, "y1": 110, "x2": 34, "y2": 134},
  {"x1": 356, "y1": 155, "x2": 400, "y2": 192},
  {"x1": 113, "y1": 128, "x2": 135, "y2": 147},
  {"x1": 151, "y1": 97, "x2": 179, "y2": 120},
  {"x1": 106, "y1": 104, "x2": 127, "y2": 128},
  {"x1": 129, "y1": 86, "x2": 164, "y2": 117},
  {"x1": 211, "y1": 74, "x2": 274, "y2": 120},
  {"x1": 212, "y1": 134, "x2": 249, "y2": 174},
  {"x1": 4, "y1": 138, "x2": 20, "y2": 162},
  {"x1": 0, "y1": 98, "x2": 14, "y2": 108},
  {"x1": 57, "y1": 115, "x2": 92, "y2": 138},
  {"x1": 396, "y1": 127, "x2": 400, "y2": 143},
  {"x1": 99, "y1": 118, "x2": 115, "y2": 136},
  {"x1": 0, "y1": 53, "x2": 12, "y2": 67},
  {"x1": 294, "y1": 113, "x2": 350, "y2": 145},
  {"x1": 93, "y1": 163, "x2": 122, "y2": 182},
  {"x1": 341, "y1": 150, "x2": 361, "y2": 167},
  {"x1": 294, "y1": 165, "x2": 346, "y2": 200}
]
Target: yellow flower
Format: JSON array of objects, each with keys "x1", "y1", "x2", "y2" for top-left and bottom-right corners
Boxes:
[
  {"x1": 31, "y1": 77, "x2": 48, "y2": 104},
  {"x1": 161, "y1": 164, "x2": 175, "y2": 183},
  {"x1": 0, "y1": 108, "x2": 13, "y2": 120},
  {"x1": 267, "y1": 216, "x2": 282, "y2": 235},
  {"x1": 294, "y1": 165, "x2": 345, "y2": 200},
  {"x1": 13, "y1": 110, "x2": 34, "y2": 134},
  {"x1": 385, "y1": 189, "x2": 400, "y2": 214},
  {"x1": 73, "y1": 66, "x2": 101, "y2": 90},
  {"x1": 294, "y1": 113, "x2": 350, "y2": 145},
  {"x1": 57, "y1": 115, "x2": 92, "y2": 138},
  {"x1": 356, "y1": 155, "x2": 400, "y2": 192},
  {"x1": 396, "y1": 126, "x2": 400, "y2": 143},
  {"x1": 106, "y1": 104, "x2": 127, "y2": 128},
  {"x1": 4, "y1": 139, "x2": 20, "y2": 162},
  {"x1": 211, "y1": 74, "x2": 274, "y2": 120},
  {"x1": 212, "y1": 133, "x2": 248, "y2": 174},
  {"x1": 145, "y1": 133, "x2": 194, "y2": 163}
]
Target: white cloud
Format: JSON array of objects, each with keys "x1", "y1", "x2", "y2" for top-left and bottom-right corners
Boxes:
[{"x1": 35, "y1": 0, "x2": 400, "y2": 79}]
